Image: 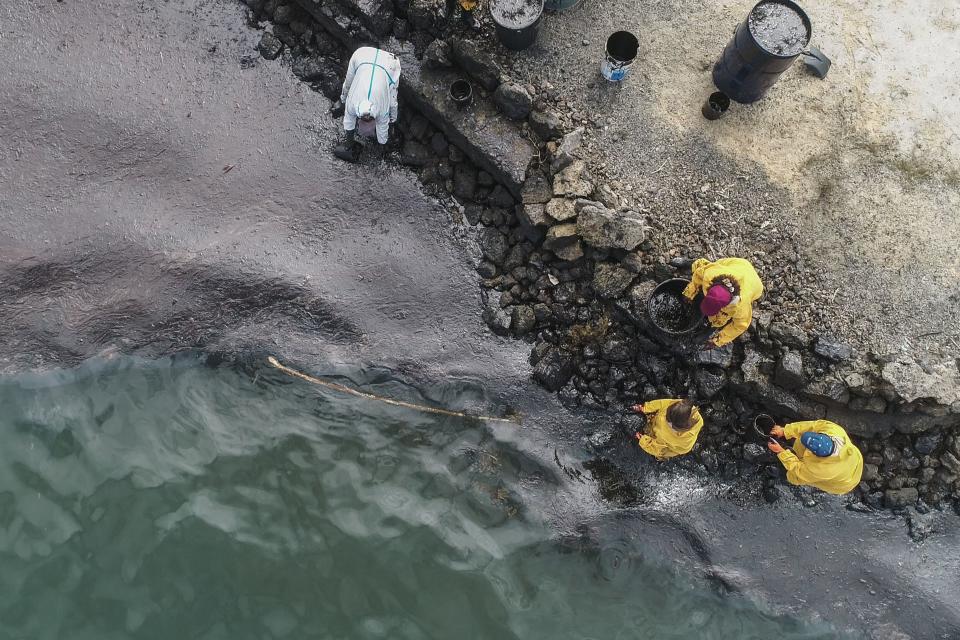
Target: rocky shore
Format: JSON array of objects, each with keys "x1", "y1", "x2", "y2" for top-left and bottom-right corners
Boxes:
[{"x1": 238, "y1": 0, "x2": 960, "y2": 518}]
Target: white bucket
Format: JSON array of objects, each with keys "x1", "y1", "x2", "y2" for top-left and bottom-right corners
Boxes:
[{"x1": 600, "y1": 31, "x2": 639, "y2": 82}]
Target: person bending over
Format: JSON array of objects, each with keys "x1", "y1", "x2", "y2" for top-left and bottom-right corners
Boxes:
[
  {"x1": 630, "y1": 399, "x2": 703, "y2": 460},
  {"x1": 682, "y1": 257, "x2": 763, "y2": 349},
  {"x1": 336, "y1": 46, "x2": 400, "y2": 161},
  {"x1": 768, "y1": 419, "x2": 863, "y2": 495}
]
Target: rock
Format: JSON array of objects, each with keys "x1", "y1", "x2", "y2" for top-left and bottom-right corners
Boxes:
[
  {"x1": 532, "y1": 347, "x2": 576, "y2": 391},
  {"x1": 476, "y1": 261, "x2": 497, "y2": 278},
  {"x1": 593, "y1": 263, "x2": 635, "y2": 299},
  {"x1": 552, "y1": 241, "x2": 584, "y2": 262},
  {"x1": 518, "y1": 204, "x2": 550, "y2": 227},
  {"x1": 453, "y1": 164, "x2": 477, "y2": 200},
  {"x1": 479, "y1": 228, "x2": 510, "y2": 263},
  {"x1": 577, "y1": 205, "x2": 646, "y2": 251},
  {"x1": 400, "y1": 140, "x2": 432, "y2": 167},
  {"x1": 813, "y1": 335, "x2": 853, "y2": 362},
  {"x1": 291, "y1": 56, "x2": 326, "y2": 81},
  {"x1": 463, "y1": 204, "x2": 482, "y2": 225},
  {"x1": 543, "y1": 223, "x2": 579, "y2": 250},
  {"x1": 768, "y1": 322, "x2": 808, "y2": 348},
  {"x1": 422, "y1": 39, "x2": 452, "y2": 69},
  {"x1": 408, "y1": 0, "x2": 448, "y2": 31},
  {"x1": 553, "y1": 160, "x2": 593, "y2": 197},
  {"x1": 774, "y1": 351, "x2": 805, "y2": 390},
  {"x1": 802, "y1": 376, "x2": 850, "y2": 405},
  {"x1": 429, "y1": 132, "x2": 449, "y2": 156},
  {"x1": 884, "y1": 487, "x2": 918, "y2": 509},
  {"x1": 487, "y1": 184, "x2": 515, "y2": 208},
  {"x1": 551, "y1": 127, "x2": 583, "y2": 173},
  {"x1": 511, "y1": 305, "x2": 536, "y2": 335},
  {"x1": 849, "y1": 396, "x2": 887, "y2": 413},
  {"x1": 862, "y1": 463, "x2": 879, "y2": 481},
  {"x1": 546, "y1": 198, "x2": 577, "y2": 222},
  {"x1": 743, "y1": 443, "x2": 767, "y2": 463},
  {"x1": 493, "y1": 83, "x2": 532, "y2": 120},
  {"x1": 521, "y1": 173, "x2": 553, "y2": 204},
  {"x1": 906, "y1": 507, "x2": 937, "y2": 543},
  {"x1": 529, "y1": 110, "x2": 563, "y2": 140},
  {"x1": 482, "y1": 291, "x2": 511, "y2": 334},
  {"x1": 695, "y1": 368, "x2": 727, "y2": 399},
  {"x1": 594, "y1": 184, "x2": 622, "y2": 210},
  {"x1": 448, "y1": 38, "x2": 502, "y2": 91},
  {"x1": 881, "y1": 357, "x2": 960, "y2": 405},
  {"x1": 694, "y1": 345, "x2": 734, "y2": 369},
  {"x1": 257, "y1": 31, "x2": 284, "y2": 60},
  {"x1": 601, "y1": 338, "x2": 632, "y2": 363},
  {"x1": 941, "y1": 451, "x2": 960, "y2": 474},
  {"x1": 914, "y1": 432, "x2": 942, "y2": 455},
  {"x1": 273, "y1": 3, "x2": 294, "y2": 23},
  {"x1": 763, "y1": 486, "x2": 783, "y2": 503}
]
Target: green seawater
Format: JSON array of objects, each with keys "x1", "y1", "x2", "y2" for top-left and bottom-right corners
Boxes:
[{"x1": 0, "y1": 355, "x2": 843, "y2": 639}]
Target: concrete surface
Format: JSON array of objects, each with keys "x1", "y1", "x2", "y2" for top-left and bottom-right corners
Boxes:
[
  {"x1": 508, "y1": 0, "x2": 960, "y2": 360},
  {"x1": 2, "y1": 1, "x2": 959, "y2": 638}
]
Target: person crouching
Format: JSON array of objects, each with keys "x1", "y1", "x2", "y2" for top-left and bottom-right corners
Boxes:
[
  {"x1": 767, "y1": 419, "x2": 864, "y2": 495},
  {"x1": 334, "y1": 46, "x2": 400, "y2": 162},
  {"x1": 630, "y1": 399, "x2": 703, "y2": 460}
]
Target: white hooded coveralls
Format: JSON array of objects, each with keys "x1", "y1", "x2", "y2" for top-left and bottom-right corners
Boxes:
[{"x1": 340, "y1": 47, "x2": 401, "y2": 144}]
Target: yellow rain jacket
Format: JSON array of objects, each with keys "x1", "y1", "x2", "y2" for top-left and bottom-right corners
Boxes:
[
  {"x1": 682, "y1": 258, "x2": 763, "y2": 347},
  {"x1": 637, "y1": 399, "x2": 703, "y2": 460},
  {"x1": 776, "y1": 420, "x2": 864, "y2": 495}
]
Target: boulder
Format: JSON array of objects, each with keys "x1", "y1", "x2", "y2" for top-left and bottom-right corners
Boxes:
[
  {"x1": 884, "y1": 487, "x2": 918, "y2": 509},
  {"x1": 422, "y1": 39, "x2": 452, "y2": 69},
  {"x1": 478, "y1": 228, "x2": 510, "y2": 263},
  {"x1": 517, "y1": 204, "x2": 550, "y2": 227},
  {"x1": 533, "y1": 347, "x2": 576, "y2": 391},
  {"x1": 593, "y1": 263, "x2": 635, "y2": 299},
  {"x1": 453, "y1": 164, "x2": 477, "y2": 200},
  {"x1": 553, "y1": 160, "x2": 593, "y2": 197},
  {"x1": 476, "y1": 261, "x2": 497, "y2": 278},
  {"x1": 291, "y1": 56, "x2": 326, "y2": 81},
  {"x1": 695, "y1": 368, "x2": 727, "y2": 399},
  {"x1": 576, "y1": 205, "x2": 646, "y2": 251},
  {"x1": 430, "y1": 132, "x2": 449, "y2": 156},
  {"x1": 551, "y1": 127, "x2": 583, "y2": 173},
  {"x1": 802, "y1": 376, "x2": 850, "y2": 405},
  {"x1": 400, "y1": 140, "x2": 432, "y2": 167},
  {"x1": 594, "y1": 184, "x2": 622, "y2": 210},
  {"x1": 694, "y1": 345, "x2": 734, "y2": 368},
  {"x1": 742, "y1": 443, "x2": 767, "y2": 463},
  {"x1": 511, "y1": 305, "x2": 536, "y2": 335},
  {"x1": 521, "y1": 173, "x2": 553, "y2": 204},
  {"x1": 273, "y1": 3, "x2": 294, "y2": 23},
  {"x1": 408, "y1": 0, "x2": 448, "y2": 31},
  {"x1": 482, "y1": 291, "x2": 511, "y2": 334},
  {"x1": 881, "y1": 357, "x2": 960, "y2": 405},
  {"x1": 552, "y1": 241, "x2": 584, "y2": 262},
  {"x1": 813, "y1": 335, "x2": 853, "y2": 362},
  {"x1": 768, "y1": 322, "x2": 808, "y2": 348},
  {"x1": 546, "y1": 198, "x2": 577, "y2": 222},
  {"x1": 257, "y1": 31, "x2": 284, "y2": 60},
  {"x1": 448, "y1": 38, "x2": 502, "y2": 90},
  {"x1": 914, "y1": 432, "x2": 943, "y2": 456},
  {"x1": 601, "y1": 338, "x2": 632, "y2": 363},
  {"x1": 487, "y1": 184, "x2": 515, "y2": 208},
  {"x1": 941, "y1": 451, "x2": 960, "y2": 474},
  {"x1": 493, "y1": 83, "x2": 533, "y2": 120},
  {"x1": 543, "y1": 223, "x2": 579, "y2": 250},
  {"x1": 774, "y1": 351, "x2": 805, "y2": 390},
  {"x1": 529, "y1": 110, "x2": 563, "y2": 140}
]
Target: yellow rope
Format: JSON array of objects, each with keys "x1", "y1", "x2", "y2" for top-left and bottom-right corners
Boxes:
[{"x1": 267, "y1": 356, "x2": 521, "y2": 424}]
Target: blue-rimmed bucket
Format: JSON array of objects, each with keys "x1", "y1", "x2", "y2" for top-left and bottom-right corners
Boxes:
[{"x1": 600, "y1": 31, "x2": 639, "y2": 82}]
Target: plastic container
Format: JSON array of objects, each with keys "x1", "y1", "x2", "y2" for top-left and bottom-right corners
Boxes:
[
  {"x1": 600, "y1": 31, "x2": 639, "y2": 82},
  {"x1": 712, "y1": 0, "x2": 811, "y2": 103},
  {"x1": 450, "y1": 79, "x2": 473, "y2": 108},
  {"x1": 490, "y1": 0, "x2": 545, "y2": 51},
  {"x1": 646, "y1": 279, "x2": 703, "y2": 336},
  {"x1": 544, "y1": 0, "x2": 584, "y2": 10},
  {"x1": 702, "y1": 91, "x2": 730, "y2": 120}
]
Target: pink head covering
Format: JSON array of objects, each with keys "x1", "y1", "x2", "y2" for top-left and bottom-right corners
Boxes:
[{"x1": 700, "y1": 284, "x2": 732, "y2": 317}]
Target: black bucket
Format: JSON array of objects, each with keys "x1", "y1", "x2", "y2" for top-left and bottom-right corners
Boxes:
[
  {"x1": 646, "y1": 279, "x2": 704, "y2": 337},
  {"x1": 701, "y1": 91, "x2": 730, "y2": 120},
  {"x1": 712, "y1": 0, "x2": 811, "y2": 104},
  {"x1": 490, "y1": 0, "x2": 544, "y2": 51},
  {"x1": 450, "y1": 79, "x2": 473, "y2": 107}
]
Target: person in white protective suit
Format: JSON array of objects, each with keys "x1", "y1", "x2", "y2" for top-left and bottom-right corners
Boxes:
[{"x1": 340, "y1": 46, "x2": 401, "y2": 148}]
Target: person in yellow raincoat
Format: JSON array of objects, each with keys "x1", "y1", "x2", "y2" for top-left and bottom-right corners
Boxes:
[
  {"x1": 682, "y1": 257, "x2": 763, "y2": 349},
  {"x1": 629, "y1": 399, "x2": 703, "y2": 459},
  {"x1": 767, "y1": 420, "x2": 863, "y2": 495}
]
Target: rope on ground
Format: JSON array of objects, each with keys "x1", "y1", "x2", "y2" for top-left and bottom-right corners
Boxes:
[{"x1": 267, "y1": 356, "x2": 521, "y2": 424}]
